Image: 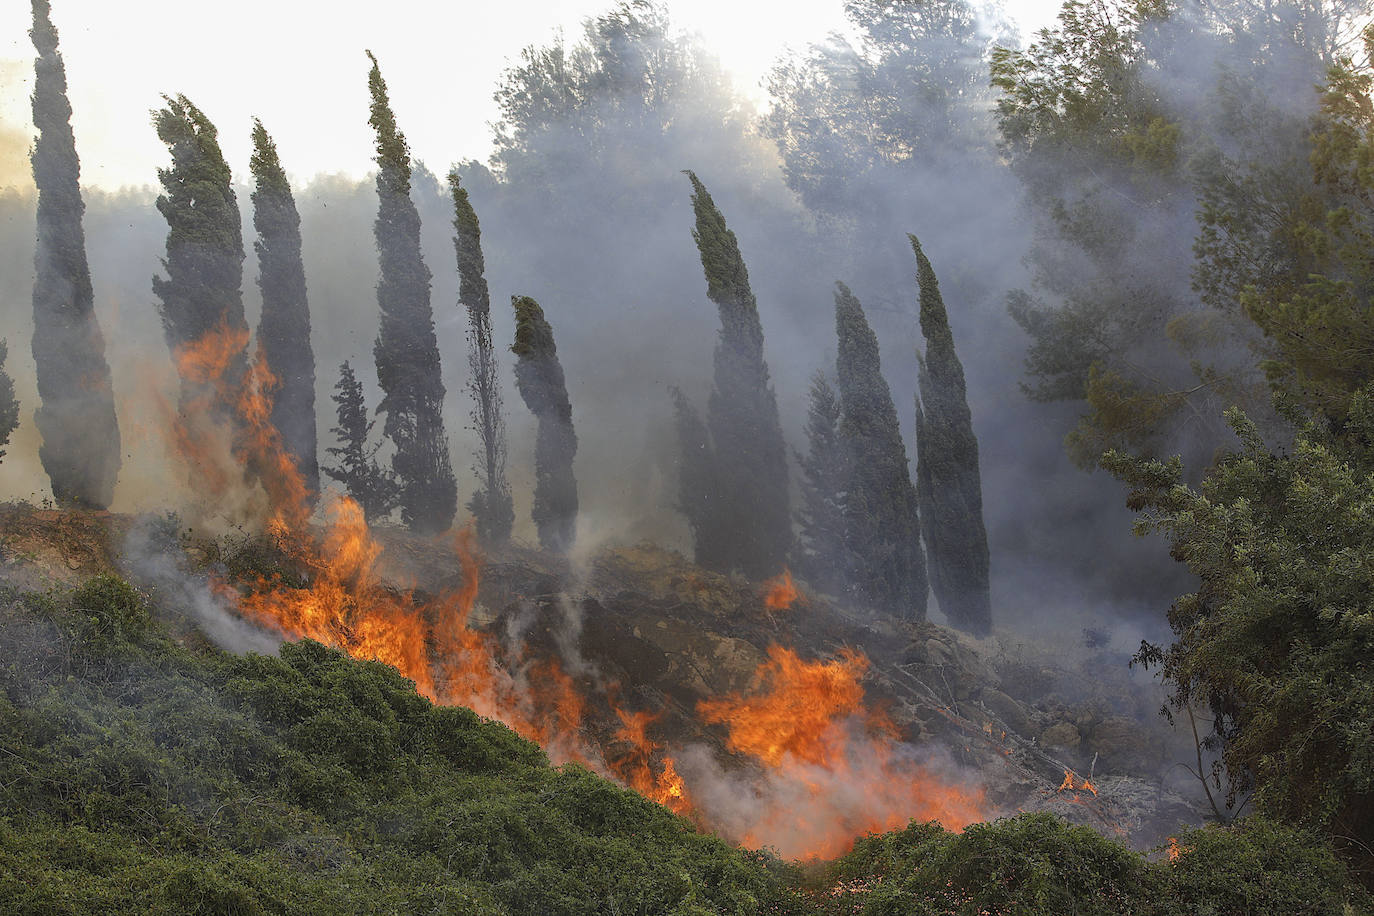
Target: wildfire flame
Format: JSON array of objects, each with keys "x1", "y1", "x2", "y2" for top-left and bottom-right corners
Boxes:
[
  {"x1": 761, "y1": 568, "x2": 799, "y2": 611},
  {"x1": 1057, "y1": 770, "x2": 1098, "y2": 797},
  {"x1": 697, "y1": 645, "x2": 987, "y2": 859}
]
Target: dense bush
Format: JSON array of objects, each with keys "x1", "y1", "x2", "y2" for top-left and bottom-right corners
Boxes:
[{"x1": 0, "y1": 575, "x2": 1365, "y2": 915}]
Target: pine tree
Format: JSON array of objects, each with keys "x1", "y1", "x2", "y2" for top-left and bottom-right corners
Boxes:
[
  {"x1": 29, "y1": 0, "x2": 121, "y2": 509},
  {"x1": 322, "y1": 361, "x2": 398, "y2": 523},
  {"x1": 366, "y1": 51, "x2": 457, "y2": 534},
  {"x1": 511, "y1": 296, "x2": 577, "y2": 553},
  {"x1": 0, "y1": 340, "x2": 20, "y2": 465},
  {"x1": 911, "y1": 235, "x2": 990, "y2": 636},
  {"x1": 152, "y1": 94, "x2": 249, "y2": 424},
  {"x1": 797, "y1": 370, "x2": 848, "y2": 593},
  {"x1": 449, "y1": 170, "x2": 513, "y2": 546},
  {"x1": 670, "y1": 386, "x2": 729, "y2": 572},
  {"x1": 685, "y1": 171, "x2": 791, "y2": 578},
  {"x1": 833, "y1": 281, "x2": 926, "y2": 619},
  {"x1": 250, "y1": 119, "x2": 318, "y2": 502}
]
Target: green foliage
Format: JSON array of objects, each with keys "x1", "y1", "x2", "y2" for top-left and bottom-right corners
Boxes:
[
  {"x1": 152, "y1": 93, "x2": 250, "y2": 423},
  {"x1": 1105, "y1": 392, "x2": 1374, "y2": 876},
  {"x1": 832, "y1": 282, "x2": 926, "y2": 620},
  {"x1": 322, "y1": 361, "x2": 398, "y2": 523},
  {"x1": 684, "y1": 171, "x2": 792, "y2": 580},
  {"x1": 813, "y1": 814, "x2": 1367, "y2": 915},
  {"x1": 449, "y1": 170, "x2": 513, "y2": 547},
  {"x1": 28, "y1": 0, "x2": 121, "y2": 510},
  {"x1": 0, "y1": 339, "x2": 19, "y2": 464},
  {"x1": 0, "y1": 579, "x2": 801, "y2": 915},
  {"x1": 911, "y1": 238, "x2": 990, "y2": 635},
  {"x1": 365, "y1": 51, "x2": 457, "y2": 535},
  {"x1": 249, "y1": 118, "x2": 318, "y2": 502},
  {"x1": 510, "y1": 295, "x2": 578, "y2": 553}
]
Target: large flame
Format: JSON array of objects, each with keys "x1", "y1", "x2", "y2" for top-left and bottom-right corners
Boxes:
[{"x1": 697, "y1": 645, "x2": 987, "y2": 859}]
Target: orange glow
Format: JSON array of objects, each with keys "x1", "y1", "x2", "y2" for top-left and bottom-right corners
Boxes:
[
  {"x1": 1059, "y1": 770, "x2": 1075, "y2": 792},
  {"x1": 608, "y1": 707, "x2": 692, "y2": 815},
  {"x1": 697, "y1": 645, "x2": 987, "y2": 859},
  {"x1": 1080, "y1": 777, "x2": 1098, "y2": 797},
  {"x1": 762, "y1": 568, "x2": 799, "y2": 610},
  {"x1": 1168, "y1": 837, "x2": 1180, "y2": 862}
]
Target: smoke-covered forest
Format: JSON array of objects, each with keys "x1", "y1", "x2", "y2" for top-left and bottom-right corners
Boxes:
[{"x1": 0, "y1": 0, "x2": 1371, "y2": 911}]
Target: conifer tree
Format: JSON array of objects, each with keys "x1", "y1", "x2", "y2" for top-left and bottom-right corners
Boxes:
[
  {"x1": 322, "y1": 361, "x2": 397, "y2": 523},
  {"x1": 366, "y1": 51, "x2": 457, "y2": 534},
  {"x1": 797, "y1": 370, "x2": 848, "y2": 593},
  {"x1": 29, "y1": 0, "x2": 120, "y2": 508},
  {"x1": 250, "y1": 119, "x2": 318, "y2": 501},
  {"x1": 833, "y1": 282, "x2": 926, "y2": 619},
  {"x1": 511, "y1": 296, "x2": 577, "y2": 553},
  {"x1": 0, "y1": 341, "x2": 20, "y2": 465},
  {"x1": 449, "y1": 170, "x2": 513, "y2": 546},
  {"x1": 911, "y1": 235, "x2": 991, "y2": 636},
  {"x1": 152, "y1": 94, "x2": 249, "y2": 423},
  {"x1": 670, "y1": 386, "x2": 729, "y2": 572},
  {"x1": 685, "y1": 171, "x2": 791, "y2": 578}
]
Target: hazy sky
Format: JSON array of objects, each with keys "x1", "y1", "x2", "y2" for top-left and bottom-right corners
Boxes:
[{"x1": 0, "y1": 0, "x2": 1063, "y2": 191}]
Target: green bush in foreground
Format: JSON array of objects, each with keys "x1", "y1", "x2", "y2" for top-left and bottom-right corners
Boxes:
[{"x1": 0, "y1": 574, "x2": 1365, "y2": 915}]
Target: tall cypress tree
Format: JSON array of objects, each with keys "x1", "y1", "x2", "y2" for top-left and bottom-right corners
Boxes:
[
  {"x1": 670, "y1": 386, "x2": 729, "y2": 572},
  {"x1": 250, "y1": 119, "x2": 318, "y2": 501},
  {"x1": 833, "y1": 281, "x2": 927, "y2": 619},
  {"x1": 911, "y1": 235, "x2": 991, "y2": 636},
  {"x1": 797, "y1": 370, "x2": 848, "y2": 594},
  {"x1": 152, "y1": 94, "x2": 249, "y2": 424},
  {"x1": 449, "y1": 170, "x2": 513, "y2": 546},
  {"x1": 685, "y1": 171, "x2": 791, "y2": 579},
  {"x1": 29, "y1": 0, "x2": 120, "y2": 509},
  {"x1": 511, "y1": 296, "x2": 577, "y2": 553},
  {"x1": 366, "y1": 51, "x2": 456, "y2": 534}
]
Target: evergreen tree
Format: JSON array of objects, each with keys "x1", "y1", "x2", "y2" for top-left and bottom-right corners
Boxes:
[
  {"x1": 911, "y1": 236, "x2": 990, "y2": 636},
  {"x1": 797, "y1": 370, "x2": 849, "y2": 594},
  {"x1": 833, "y1": 282, "x2": 926, "y2": 619},
  {"x1": 449, "y1": 170, "x2": 513, "y2": 546},
  {"x1": 685, "y1": 171, "x2": 791, "y2": 578},
  {"x1": 511, "y1": 296, "x2": 577, "y2": 553},
  {"x1": 28, "y1": 0, "x2": 121, "y2": 509},
  {"x1": 151, "y1": 94, "x2": 249, "y2": 423},
  {"x1": 322, "y1": 361, "x2": 398, "y2": 523},
  {"x1": 249, "y1": 119, "x2": 318, "y2": 502},
  {"x1": 366, "y1": 51, "x2": 457, "y2": 534},
  {"x1": 0, "y1": 340, "x2": 20, "y2": 465},
  {"x1": 670, "y1": 386, "x2": 729, "y2": 572}
]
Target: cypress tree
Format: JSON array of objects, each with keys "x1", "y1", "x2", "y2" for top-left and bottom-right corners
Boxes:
[
  {"x1": 670, "y1": 386, "x2": 730, "y2": 572},
  {"x1": 249, "y1": 119, "x2": 318, "y2": 502},
  {"x1": 833, "y1": 281, "x2": 927, "y2": 619},
  {"x1": 366, "y1": 51, "x2": 457, "y2": 534},
  {"x1": 511, "y1": 296, "x2": 577, "y2": 553},
  {"x1": 29, "y1": 0, "x2": 120, "y2": 508},
  {"x1": 449, "y1": 170, "x2": 513, "y2": 546},
  {"x1": 685, "y1": 171, "x2": 791, "y2": 579},
  {"x1": 323, "y1": 361, "x2": 398, "y2": 523},
  {"x1": 0, "y1": 341, "x2": 19, "y2": 465},
  {"x1": 797, "y1": 370, "x2": 848, "y2": 594},
  {"x1": 911, "y1": 235, "x2": 991, "y2": 636},
  {"x1": 152, "y1": 94, "x2": 249, "y2": 424}
]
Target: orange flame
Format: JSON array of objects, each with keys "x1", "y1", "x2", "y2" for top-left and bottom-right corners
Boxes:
[
  {"x1": 697, "y1": 645, "x2": 987, "y2": 859},
  {"x1": 1168, "y1": 836, "x2": 1180, "y2": 862},
  {"x1": 609, "y1": 707, "x2": 692, "y2": 815},
  {"x1": 762, "y1": 568, "x2": 799, "y2": 610},
  {"x1": 1059, "y1": 770, "x2": 1075, "y2": 792}
]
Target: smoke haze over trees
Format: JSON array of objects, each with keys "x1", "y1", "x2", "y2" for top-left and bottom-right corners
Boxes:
[{"x1": 27, "y1": 0, "x2": 120, "y2": 510}]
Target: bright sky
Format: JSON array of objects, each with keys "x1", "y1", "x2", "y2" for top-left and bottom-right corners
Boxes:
[{"x1": 0, "y1": 0, "x2": 1064, "y2": 191}]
